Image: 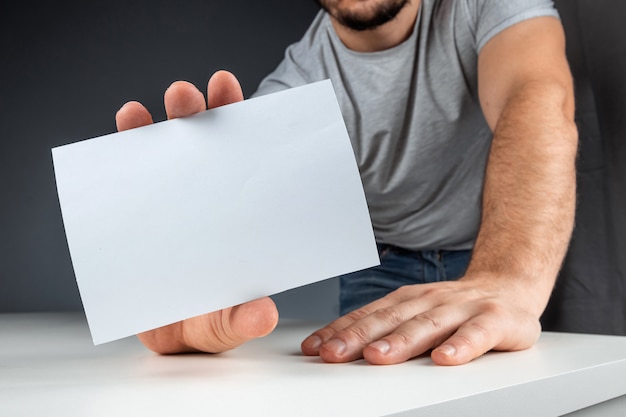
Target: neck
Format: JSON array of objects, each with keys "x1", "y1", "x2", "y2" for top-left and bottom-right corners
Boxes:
[{"x1": 330, "y1": 0, "x2": 421, "y2": 52}]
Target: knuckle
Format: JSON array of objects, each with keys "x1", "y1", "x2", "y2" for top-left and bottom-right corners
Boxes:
[
  {"x1": 343, "y1": 324, "x2": 372, "y2": 344},
  {"x1": 312, "y1": 309, "x2": 373, "y2": 343},
  {"x1": 451, "y1": 333, "x2": 478, "y2": 349},
  {"x1": 205, "y1": 317, "x2": 237, "y2": 351},
  {"x1": 313, "y1": 328, "x2": 337, "y2": 342},
  {"x1": 480, "y1": 300, "x2": 506, "y2": 316},
  {"x1": 415, "y1": 312, "x2": 444, "y2": 330},
  {"x1": 372, "y1": 307, "x2": 405, "y2": 327},
  {"x1": 385, "y1": 285, "x2": 417, "y2": 303},
  {"x1": 197, "y1": 310, "x2": 245, "y2": 352},
  {"x1": 419, "y1": 284, "x2": 446, "y2": 300},
  {"x1": 391, "y1": 330, "x2": 416, "y2": 349},
  {"x1": 394, "y1": 285, "x2": 411, "y2": 298},
  {"x1": 451, "y1": 322, "x2": 493, "y2": 352},
  {"x1": 208, "y1": 331, "x2": 234, "y2": 351},
  {"x1": 393, "y1": 284, "x2": 423, "y2": 299},
  {"x1": 344, "y1": 307, "x2": 370, "y2": 322},
  {"x1": 466, "y1": 321, "x2": 492, "y2": 340}
]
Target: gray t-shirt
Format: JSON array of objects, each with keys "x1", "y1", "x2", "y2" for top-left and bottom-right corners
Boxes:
[{"x1": 253, "y1": 0, "x2": 559, "y2": 251}]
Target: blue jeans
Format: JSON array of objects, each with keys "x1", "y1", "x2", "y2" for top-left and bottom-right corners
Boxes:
[{"x1": 339, "y1": 244, "x2": 472, "y2": 315}]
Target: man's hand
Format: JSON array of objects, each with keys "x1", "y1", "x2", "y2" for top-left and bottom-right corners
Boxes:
[
  {"x1": 115, "y1": 71, "x2": 279, "y2": 354},
  {"x1": 301, "y1": 275, "x2": 541, "y2": 366}
]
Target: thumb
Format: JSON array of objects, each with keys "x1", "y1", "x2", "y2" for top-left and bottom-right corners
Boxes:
[
  {"x1": 185, "y1": 297, "x2": 279, "y2": 353},
  {"x1": 137, "y1": 297, "x2": 279, "y2": 355},
  {"x1": 229, "y1": 297, "x2": 280, "y2": 340}
]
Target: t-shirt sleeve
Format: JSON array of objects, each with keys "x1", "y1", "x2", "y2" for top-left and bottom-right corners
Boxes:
[
  {"x1": 251, "y1": 45, "x2": 310, "y2": 98},
  {"x1": 463, "y1": 0, "x2": 560, "y2": 52},
  {"x1": 251, "y1": 11, "x2": 328, "y2": 98}
]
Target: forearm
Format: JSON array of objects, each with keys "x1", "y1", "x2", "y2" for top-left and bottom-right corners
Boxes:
[{"x1": 464, "y1": 81, "x2": 578, "y2": 315}]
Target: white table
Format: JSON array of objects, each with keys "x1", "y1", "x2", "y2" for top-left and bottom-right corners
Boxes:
[{"x1": 1, "y1": 313, "x2": 625, "y2": 416}]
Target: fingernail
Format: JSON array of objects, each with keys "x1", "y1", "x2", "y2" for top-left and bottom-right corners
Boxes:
[
  {"x1": 323, "y1": 338, "x2": 346, "y2": 355},
  {"x1": 435, "y1": 344, "x2": 456, "y2": 357},
  {"x1": 369, "y1": 340, "x2": 390, "y2": 355},
  {"x1": 305, "y1": 335, "x2": 322, "y2": 350}
]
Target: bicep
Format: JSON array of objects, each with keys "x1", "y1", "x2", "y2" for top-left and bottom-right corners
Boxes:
[{"x1": 477, "y1": 16, "x2": 574, "y2": 131}]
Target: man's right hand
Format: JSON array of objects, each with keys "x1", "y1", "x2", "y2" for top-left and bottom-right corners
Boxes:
[{"x1": 115, "y1": 71, "x2": 279, "y2": 354}]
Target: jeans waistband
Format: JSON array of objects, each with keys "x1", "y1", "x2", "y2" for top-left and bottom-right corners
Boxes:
[{"x1": 377, "y1": 243, "x2": 468, "y2": 260}]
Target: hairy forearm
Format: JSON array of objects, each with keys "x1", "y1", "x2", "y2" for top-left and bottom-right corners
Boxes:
[{"x1": 465, "y1": 81, "x2": 578, "y2": 315}]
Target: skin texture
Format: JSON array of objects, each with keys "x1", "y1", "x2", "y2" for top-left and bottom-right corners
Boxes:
[{"x1": 120, "y1": 1, "x2": 577, "y2": 365}]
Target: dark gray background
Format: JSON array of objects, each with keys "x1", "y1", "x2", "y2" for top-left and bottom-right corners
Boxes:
[
  {"x1": 0, "y1": 0, "x2": 339, "y2": 319},
  {"x1": 1, "y1": 1, "x2": 625, "y2": 333}
]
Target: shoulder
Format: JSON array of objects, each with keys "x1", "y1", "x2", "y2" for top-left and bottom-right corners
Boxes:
[
  {"x1": 455, "y1": 0, "x2": 559, "y2": 51},
  {"x1": 253, "y1": 11, "x2": 331, "y2": 97}
]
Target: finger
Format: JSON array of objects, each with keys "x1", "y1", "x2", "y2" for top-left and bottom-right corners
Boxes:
[
  {"x1": 362, "y1": 305, "x2": 466, "y2": 365},
  {"x1": 164, "y1": 80, "x2": 206, "y2": 119},
  {"x1": 207, "y1": 70, "x2": 244, "y2": 109},
  {"x1": 430, "y1": 308, "x2": 541, "y2": 366},
  {"x1": 115, "y1": 101, "x2": 154, "y2": 132},
  {"x1": 301, "y1": 285, "x2": 438, "y2": 358},
  {"x1": 315, "y1": 303, "x2": 419, "y2": 363},
  {"x1": 229, "y1": 297, "x2": 280, "y2": 340},
  {"x1": 301, "y1": 304, "x2": 379, "y2": 356}
]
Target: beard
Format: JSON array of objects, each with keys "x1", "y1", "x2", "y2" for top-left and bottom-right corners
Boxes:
[{"x1": 314, "y1": 0, "x2": 411, "y2": 31}]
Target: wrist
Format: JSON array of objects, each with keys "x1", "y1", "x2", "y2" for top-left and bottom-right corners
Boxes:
[{"x1": 459, "y1": 267, "x2": 556, "y2": 318}]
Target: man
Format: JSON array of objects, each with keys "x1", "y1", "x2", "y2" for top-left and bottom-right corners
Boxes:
[{"x1": 116, "y1": 0, "x2": 577, "y2": 366}]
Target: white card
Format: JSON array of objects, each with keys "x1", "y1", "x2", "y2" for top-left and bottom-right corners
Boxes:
[{"x1": 52, "y1": 80, "x2": 379, "y2": 344}]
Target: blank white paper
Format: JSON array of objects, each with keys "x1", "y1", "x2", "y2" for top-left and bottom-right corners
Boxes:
[{"x1": 52, "y1": 80, "x2": 379, "y2": 344}]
